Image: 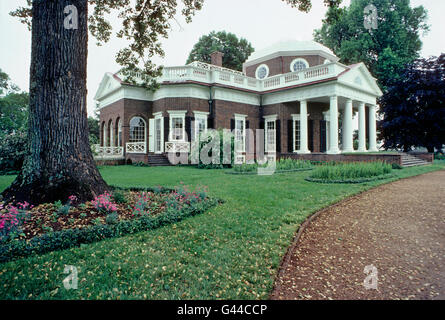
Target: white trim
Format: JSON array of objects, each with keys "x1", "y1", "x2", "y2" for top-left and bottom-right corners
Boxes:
[
  {"x1": 244, "y1": 49, "x2": 339, "y2": 68},
  {"x1": 193, "y1": 111, "x2": 209, "y2": 141},
  {"x1": 263, "y1": 114, "x2": 277, "y2": 121},
  {"x1": 255, "y1": 64, "x2": 270, "y2": 80},
  {"x1": 168, "y1": 111, "x2": 187, "y2": 142}
]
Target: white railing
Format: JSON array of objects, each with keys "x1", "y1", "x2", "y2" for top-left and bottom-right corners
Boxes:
[
  {"x1": 94, "y1": 145, "x2": 124, "y2": 159},
  {"x1": 165, "y1": 141, "x2": 190, "y2": 153},
  {"x1": 119, "y1": 62, "x2": 345, "y2": 93},
  {"x1": 126, "y1": 142, "x2": 147, "y2": 154}
]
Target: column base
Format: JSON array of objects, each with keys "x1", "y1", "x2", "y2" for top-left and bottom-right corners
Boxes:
[
  {"x1": 358, "y1": 148, "x2": 367, "y2": 153},
  {"x1": 368, "y1": 148, "x2": 379, "y2": 153},
  {"x1": 297, "y1": 150, "x2": 311, "y2": 155},
  {"x1": 326, "y1": 149, "x2": 341, "y2": 155},
  {"x1": 341, "y1": 148, "x2": 354, "y2": 153}
]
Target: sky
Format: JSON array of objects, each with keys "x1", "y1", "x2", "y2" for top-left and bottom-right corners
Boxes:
[{"x1": 1, "y1": 0, "x2": 444, "y2": 117}]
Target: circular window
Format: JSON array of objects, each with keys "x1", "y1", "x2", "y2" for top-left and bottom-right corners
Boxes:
[
  {"x1": 290, "y1": 58, "x2": 309, "y2": 72},
  {"x1": 255, "y1": 64, "x2": 269, "y2": 80}
]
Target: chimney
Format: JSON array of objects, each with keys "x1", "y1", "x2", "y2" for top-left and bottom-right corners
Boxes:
[{"x1": 210, "y1": 51, "x2": 224, "y2": 67}]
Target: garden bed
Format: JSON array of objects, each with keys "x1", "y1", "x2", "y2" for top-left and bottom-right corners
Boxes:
[
  {"x1": 306, "y1": 161, "x2": 394, "y2": 184},
  {"x1": 0, "y1": 185, "x2": 219, "y2": 263}
]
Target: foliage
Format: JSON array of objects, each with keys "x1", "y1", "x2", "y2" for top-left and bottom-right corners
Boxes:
[
  {"x1": 309, "y1": 161, "x2": 392, "y2": 182},
  {"x1": 391, "y1": 163, "x2": 403, "y2": 170},
  {"x1": 232, "y1": 158, "x2": 313, "y2": 174},
  {"x1": 379, "y1": 54, "x2": 445, "y2": 153},
  {"x1": 186, "y1": 31, "x2": 254, "y2": 71},
  {"x1": 314, "y1": 0, "x2": 429, "y2": 90},
  {"x1": 112, "y1": 190, "x2": 128, "y2": 204},
  {"x1": 0, "y1": 92, "x2": 29, "y2": 137},
  {"x1": 0, "y1": 68, "x2": 19, "y2": 95},
  {"x1": 0, "y1": 132, "x2": 28, "y2": 174}
]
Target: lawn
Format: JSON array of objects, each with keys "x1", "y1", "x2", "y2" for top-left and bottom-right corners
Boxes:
[{"x1": 1, "y1": 162, "x2": 444, "y2": 299}]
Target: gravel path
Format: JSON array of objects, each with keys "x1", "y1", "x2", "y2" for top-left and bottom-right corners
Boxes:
[{"x1": 271, "y1": 170, "x2": 445, "y2": 300}]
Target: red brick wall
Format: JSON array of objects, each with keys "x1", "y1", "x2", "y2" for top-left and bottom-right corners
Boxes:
[{"x1": 245, "y1": 55, "x2": 326, "y2": 78}]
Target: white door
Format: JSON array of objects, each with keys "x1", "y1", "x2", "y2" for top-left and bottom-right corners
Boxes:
[
  {"x1": 154, "y1": 118, "x2": 163, "y2": 153},
  {"x1": 149, "y1": 119, "x2": 155, "y2": 152}
]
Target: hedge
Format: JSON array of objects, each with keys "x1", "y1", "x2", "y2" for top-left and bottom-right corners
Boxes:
[{"x1": 304, "y1": 174, "x2": 395, "y2": 184}]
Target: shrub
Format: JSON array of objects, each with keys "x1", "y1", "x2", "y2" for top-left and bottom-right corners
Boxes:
[
  {"x1": 112, "y1": 190, "x2": 128, "y2": 204},
  {"x1": 392, "y1": 163, "x2": 403, "y2": 170},
  {"x1": 0, "y1": 132, "x2": 28, "y2": 174},
  {"x1": 232, "y1": 158, "x2": 312, "y2": 174},
  {"x1": 308, "y1": 161, "x2": 392, "y2": 183},
  {"x1": 0, "y1": 202, "x2": 30, "y2": 243},
  {"x1": 105, "y1": 212, "x2": 119, "y2": 225}
]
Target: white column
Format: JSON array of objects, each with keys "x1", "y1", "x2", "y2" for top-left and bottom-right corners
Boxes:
[
  {"x1": 299, "y1": 100, "x2": 310, "y2": 154},
  {"x1": 358, "y1": 102, "x2": 367, "y2": 152},
  {"x1": 327, "y1": 96, "x2": 340, "y2": 154},
  {"x1": 368, "y1": 105, "x2": 378, "y2": 152},
  {"x1": 342, "y1": 99, "x2": 354, "y2": 152}
]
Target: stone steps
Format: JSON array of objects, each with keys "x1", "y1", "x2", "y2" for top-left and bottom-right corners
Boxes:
[
  {"x1": 147, "y1": 154, "x2": 171, "y2": 167},
  {"x1": 401, "y1": 154, "x2": 430, "y2": 167}
]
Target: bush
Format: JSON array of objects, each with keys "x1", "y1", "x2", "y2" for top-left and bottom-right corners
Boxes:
[
  {"x1": 392, "y1": 163, "x2": 403, "y2": 170},
  {"x1": 308, "y1": 161, "x2": 392, "y2": 183},
  {"x1": 112, "y1": 190, "x2": 128, "y2": 204},
  {"x1": 0, "y1": 132, "x2": 27, "y2": 174},
  {"x1": 232, "y1": 158, "x2": 312, "y2": 174},
  {"x1": 434, "y1": 153, "x2": 445, "y2": 160}
]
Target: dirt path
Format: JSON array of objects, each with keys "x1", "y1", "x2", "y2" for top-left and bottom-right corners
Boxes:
[{"x1": 271, "y1": 170, "x2": 445, "y2": 300}]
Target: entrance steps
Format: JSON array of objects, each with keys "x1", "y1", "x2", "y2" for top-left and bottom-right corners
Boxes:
[
  {"x1": 147, "y1": 153, "x2": 171, "y2": 167},
  {"x1": 401, "y1": 153, "x2": 430, "y2": 167}
]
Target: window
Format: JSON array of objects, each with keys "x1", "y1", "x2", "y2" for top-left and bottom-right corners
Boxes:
[
  {"x1": 255, "y1": 64, "x2": 269, "y2": 80},
  {"x1": 193, "y1": 111, "x2": 209, "y2": 141},
  {"x1": 109, "y1": 121, "x2": 114, "y2": 147},
  {"x1": 155, "y1": 118, "x2": 162, "y2": 152},
  {"x1": 102, "y1": 123, "x2": 107, "y2": 146},
  {"x1": 264, "y1": 116, "x2": 277, "y2": 153},
  {"x1": 129, "y1": 117, "x2": 146, "y2": 143},
  {"x1": 290, "y1": 58, "x2": 309, "y2": 72},
  {"x1": 117, "y1": 119, "x2": 122, "y2": 147},
  {"x1": 234, "y1": 115, "x2": 246, "y2": 152},
  {"x1": 293, "y1": 116, "x2": 301, "y2": 152},
  {"x1": 168, "y1": 111, "x2": 186, "y2": 142}
]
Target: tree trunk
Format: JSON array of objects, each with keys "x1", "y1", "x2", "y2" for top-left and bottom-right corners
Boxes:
[{"x1": 1, "y1": 0, "x2": 109, "y2": 205}]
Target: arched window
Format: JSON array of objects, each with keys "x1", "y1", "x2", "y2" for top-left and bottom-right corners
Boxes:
[
  {"x1": 129, "y1": 117, "x2": 146, "y2": 143},
  {"x1": 290, "y1": 58, "x2": 309, "y2": 72},
  {"x1": 102, "y1": 123, "x2": 108, "y2": 147},
  {"x1": 117, "y1": 119, "x2": 123, "y2": 147},
  {"x1": 109, "y1": 120, "x2": 114, "y2": 147}
]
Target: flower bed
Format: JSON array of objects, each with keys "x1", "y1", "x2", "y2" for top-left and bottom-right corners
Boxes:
[
  {"x1": 229, "y1": 158, "x2": 313, "y2": 175},
  {"x1": 0, "y1": 184, "x2": 219, "y2": 263},
  {"x1": 306, "y1": 161, "x2": 393, "y2": 184}
]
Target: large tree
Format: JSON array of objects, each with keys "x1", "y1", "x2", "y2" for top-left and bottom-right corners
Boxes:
[
  {"x1": 2, "y1": 0, "x2": 325, "y2": 205},
  {"x1": 186, "y1": 31, "x2": 254, "y2": 71},
  {"x1": 379, "y1": 54, "x2": 445, "y2": 153},
  {"x1": 314, "y1": 0, "x2": 429, "y2": 90}
]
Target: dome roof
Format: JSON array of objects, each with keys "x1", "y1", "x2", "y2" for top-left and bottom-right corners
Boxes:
[{"x1": 244, "y1": 40, "x2": 339, "y2": 66}]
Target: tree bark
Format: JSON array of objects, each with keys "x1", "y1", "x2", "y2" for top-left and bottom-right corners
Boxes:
[{"x1": 1, "y1": 0, "x2": 109, "y2": 205}]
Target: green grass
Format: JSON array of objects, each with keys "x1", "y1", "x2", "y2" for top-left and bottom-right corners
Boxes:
[{"x1": 0, "y1": 162, "x2": 444, "y2": 299}]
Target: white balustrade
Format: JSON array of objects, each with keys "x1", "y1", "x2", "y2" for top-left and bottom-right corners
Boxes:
[
  {"x1": 118, "y1": 62, "x2": 342, "y2": 93},
  {"x1": 94, "y1": 145, "x2": 124, "y2": 159},
  {"x1": 165, "y1": 141, "x2": 190, "y2": 153},
  {"x1": 126, "y1": 142, "x2": 147, "y2": 154}
]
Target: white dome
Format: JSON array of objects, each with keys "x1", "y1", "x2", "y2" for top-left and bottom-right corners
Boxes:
[{"x1": 244, "y1": 40, "x2": 338, "y2": 66}]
